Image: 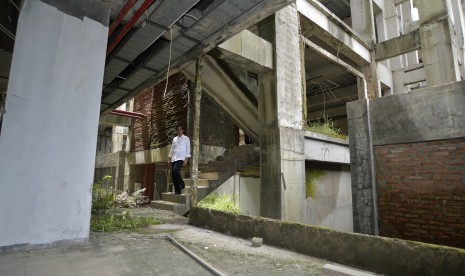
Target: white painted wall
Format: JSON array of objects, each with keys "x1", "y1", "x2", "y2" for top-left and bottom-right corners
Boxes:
[{"x1": 0, "y1": 0, "x2": 107, "y2": 248}]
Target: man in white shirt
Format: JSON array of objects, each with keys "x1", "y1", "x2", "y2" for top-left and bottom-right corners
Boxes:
[{"x1": 168, "y1": 125, "x2": 191, "y2": 194}]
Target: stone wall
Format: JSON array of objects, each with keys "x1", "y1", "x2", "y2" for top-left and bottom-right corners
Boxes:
[
  {"x1": 189, "y1": 207, "x2": 465, "y2": 276},
  {"x1": 347, "y1": 81, "x2": 465, "y2": 247}
]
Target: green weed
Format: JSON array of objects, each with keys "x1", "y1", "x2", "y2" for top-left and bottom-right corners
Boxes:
[
  {"x1": 307, "y1": 117, "x2": 347, "y2": 139},
  {"x1": 90, "y1": 211, "x2": 162, "y2": 232},
  {"x1": 198, "y1": 194, "x2": 241, "y2": 214}
]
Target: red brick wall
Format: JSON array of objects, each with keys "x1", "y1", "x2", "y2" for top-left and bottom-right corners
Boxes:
[
  {"x1": 132, "y1": 73, "x2": 238, "y2": 152},
  {"x1": 132, "y1": 73, "x2": 189, "y2": 151},
  {"x1": 375, "y1": 138, "x2": 465, "y2": 248}
]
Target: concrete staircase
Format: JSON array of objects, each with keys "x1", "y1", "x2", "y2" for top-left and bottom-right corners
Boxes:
[
  {"x1": 150, "y1": 144, "x2": 259, "y2": 215},
  {"x1": 183, "y1": 55, "x2": 259, "y2": 143}
]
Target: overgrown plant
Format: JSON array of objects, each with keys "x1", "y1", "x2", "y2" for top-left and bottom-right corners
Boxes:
[
  {"x1": 90, "y1": 210, "x2": 161, "y2": 232},
  {"x1": 197, "y1": 194, "x2": 241, "y2": 214},
  {"x1": 307, "y1": 116, "x2": 347, "y2": 139},
  {"x1": 92, "y1": 175, "x2": 115, "y2": 212}
]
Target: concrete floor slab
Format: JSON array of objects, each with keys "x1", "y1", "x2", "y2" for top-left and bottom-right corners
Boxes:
[{"x1": 0, "y1": 208, "x2": 338, "y2": 276}]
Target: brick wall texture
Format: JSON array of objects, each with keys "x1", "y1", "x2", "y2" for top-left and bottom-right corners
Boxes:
[
  {"x1": 132, "y1": 73, "x2": 189, "y2": 151},
  {"x1": 375, "y1": 138, "x2": 465, "y2": 248},
  {"x1": 132, "y1": 72, "x2": 238, "y2": 152}
]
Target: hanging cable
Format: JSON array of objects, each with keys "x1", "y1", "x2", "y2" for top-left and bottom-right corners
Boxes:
[{"x1": 163, "y1": 27, "x2": 173, "y2": 98}]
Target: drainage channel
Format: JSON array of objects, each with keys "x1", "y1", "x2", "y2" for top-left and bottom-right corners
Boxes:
[{"x1": 155, "y1": 235, "x2": 225, "y2": 276}]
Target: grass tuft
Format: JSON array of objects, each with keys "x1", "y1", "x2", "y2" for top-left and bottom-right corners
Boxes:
[
  {"x1": 307, "y1": 117, "x2": 347, "y2": 139},
  {"x1": 90, "y1": 211, "x2": 162, "y2": 233},
  {"x1": 198, "y1": 194, "x2": 241, "y2": 214}
]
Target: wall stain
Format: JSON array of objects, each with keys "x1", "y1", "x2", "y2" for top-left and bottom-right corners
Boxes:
[{"x1": 305, "y1": 169, "x2": 324, "y2": 198}]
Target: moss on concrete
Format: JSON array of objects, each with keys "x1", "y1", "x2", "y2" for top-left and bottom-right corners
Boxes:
[{"x1": 305, "y1": 169, "x2": 324, "y2": 198}]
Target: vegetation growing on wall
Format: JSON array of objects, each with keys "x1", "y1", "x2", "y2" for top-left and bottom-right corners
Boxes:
[
  {"x1": 307, "y1": 117, "x2": 347, "y2": 139},
  {"x1": 198, "y1": 194, "x2": 240, "y2": 214}
]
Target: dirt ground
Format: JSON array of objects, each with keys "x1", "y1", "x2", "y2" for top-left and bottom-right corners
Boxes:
[{"x1": 0, "y1": 208, "x2": 328, "y2": 276}]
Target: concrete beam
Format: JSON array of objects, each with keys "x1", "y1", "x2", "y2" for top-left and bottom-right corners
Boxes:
[
  {"x1": 302, "y1": 36, "x2": 365, "y2": 79},
  {"x1": 183, "y1": 55, "x2": 259, "y2": 143},
  {"x1": 297, "y1": 0, "x2": 372, "y2": 65},
  {"x1": 306, "y1": 63, "x2": 346, "y2": 82},
  {"x1": 402, "y1": 63, "x2": 426, "y2": 84},
  {"x1": 394, "y1": 0, "x2": 410, "y2": 4},
  {"x1": 375, "y1": 28, "x2": 421, "y2": 61},
  {"x1": 214, "y1": 30, "x2": 273, "y2": 74},
  {"x1": 304, "y1": 131, "x2": 350, "y2": 164},
  {"x1": 377, "y1": 62, "x2": 393, "y2": 88},
  {"x1": 308, "y1": 105, "x2": 348, "y2": 119},
  {"x1": 307, "y1": 85, "x2": 358, "y2": 109},
  {"x1": 99, "y1": 114, "x2": 132, "y2": 127}
]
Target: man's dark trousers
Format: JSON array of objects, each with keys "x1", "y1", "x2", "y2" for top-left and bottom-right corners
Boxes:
[{"x1": 171, "y1": 160, "x2": 185, "y2": 194}]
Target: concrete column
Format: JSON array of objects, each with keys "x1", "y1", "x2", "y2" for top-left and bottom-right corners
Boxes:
[
  {"x1": 451, "y1": 0, "x2": 465, "y2": 78},
  {"x1": 417, "y1": 0, "x2": 461, "y2": 86},
  {"x1": 190, "y1": 57, "x2": 202, "y2": 207},
  {"x1": 401, "y1": 1, "x2": 419, "y2": 66},
  {"x1": 258, "y1": 5, "x2": 305, "y2": 221},
  {"x1": 0, "y1": 0, "x2": 108, "y2": 249},
  {"x1": 351, "y1": 0, "x2": 381, "y2": 98},
  {"x1": 385, "y1": 0, "x2": 405, "y2": 94}
]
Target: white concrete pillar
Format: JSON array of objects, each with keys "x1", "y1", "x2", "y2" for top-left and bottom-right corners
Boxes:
[
  {"x1": 258, "y1": 5, "x2": 305, "y2": 221},
  {"x1": 0, "y1": 0, "x2": 108, "y2": 249}
]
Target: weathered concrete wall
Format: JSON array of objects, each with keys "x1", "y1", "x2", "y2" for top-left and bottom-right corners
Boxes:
[
  {"x1": 0, "y1": 0, "x2": 108, "y2": 249},
  {"x1": 190, "y1": 207, "x2": 465, "y2": 276},
  {"x1": 304, "y1": 162, "x2": 353, "y2": 232},
  {"x1": 348, "y1": 81, "x2": 465, "y2": 247},
  {"x1": 211, "y1": 173, "x2": 261, "y2": 216},
  {"x1": 370, "y1": 81, "x2": 465, "y2": 145},
  {"x1": 347, "y1": 99, "x2": 378, "y2": 235}
]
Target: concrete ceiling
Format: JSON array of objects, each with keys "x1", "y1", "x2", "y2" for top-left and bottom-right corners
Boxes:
[{"x1": 100, "y1": 0, "x2": 294, "y2": 113}]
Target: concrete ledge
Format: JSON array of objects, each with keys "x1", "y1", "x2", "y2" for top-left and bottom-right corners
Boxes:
[
  {"x1": 189, "y1": 207, "x2": 465, "y2": 276},
  {"x1": 304, "y1": 131, "x2": 350, "y2": 164}
]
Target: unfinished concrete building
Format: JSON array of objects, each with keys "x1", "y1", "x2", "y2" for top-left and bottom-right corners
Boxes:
[{"x1": 1, "y1": 0, "x2": 465, "y2": 272}]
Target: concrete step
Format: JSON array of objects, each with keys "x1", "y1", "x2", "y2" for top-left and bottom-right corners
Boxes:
[
  {"x1": 322, "y1": 264, "x2": 379, "y2": 276},
  {"x1": 198, "y1": 171, "x2": 219, "y2": 180},
  {"x1": 167, "y1": 184, "x2": 209, "y2": 194},
  {"x1": 150, "y1": 200, "x2": 189, "y2": 216},
  {"x1": 184, "y1": 179, "x2": 210, "y2": 187},
  {"x1": 161, "y1": 192, "x2": 189, "y2": 204}
]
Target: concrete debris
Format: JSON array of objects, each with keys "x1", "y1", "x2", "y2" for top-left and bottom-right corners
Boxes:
[{"x1": 251, "y1": 237, "x2": 263, "y2": 247}]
